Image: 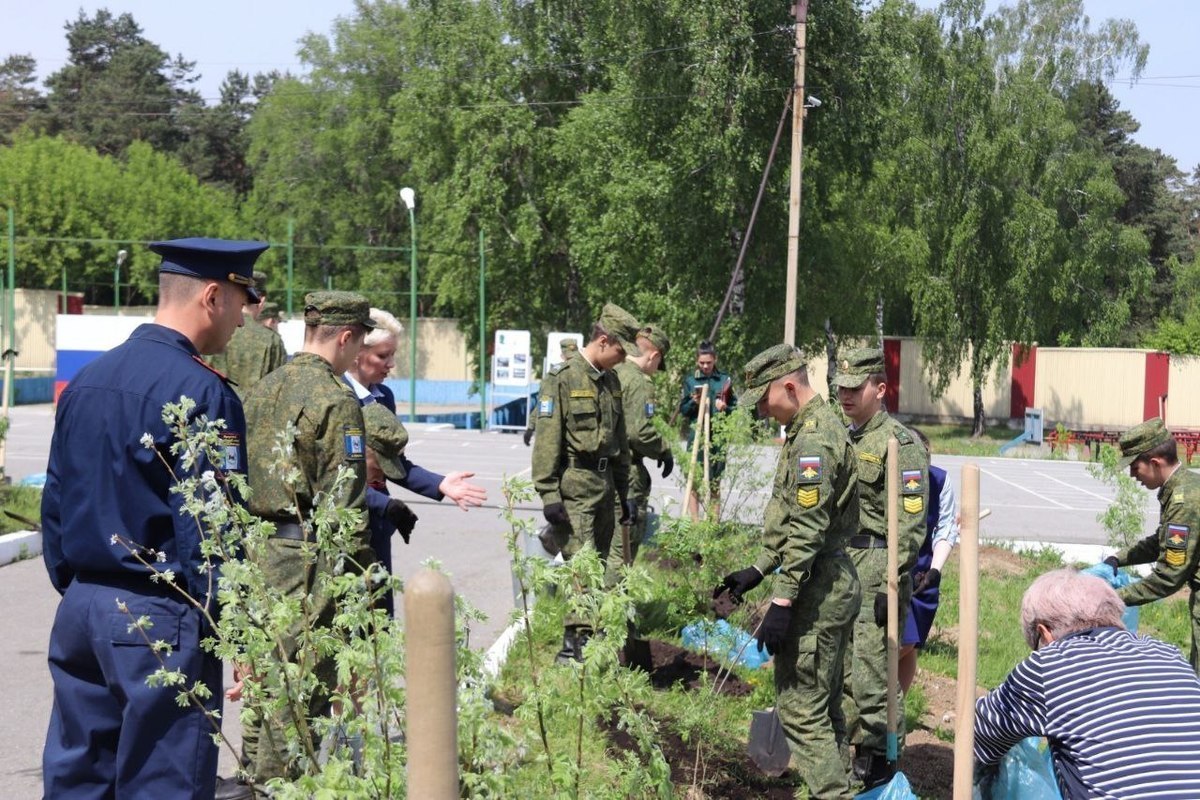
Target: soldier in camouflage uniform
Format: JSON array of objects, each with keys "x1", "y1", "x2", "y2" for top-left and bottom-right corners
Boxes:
[
  {"x1": 832, "y1": 347, "x2": 928, "y2": 789},
  {"x1": 1102, "y1": 418, "x2": 1200, "y2": 673},
  {"x1": 259, "y1": 301, "x2": 282, "y2": 331},
  {"x1": 716, "y1": 344, "x2": 862, "y2": 799},
  {"x1": 606, "y1": 324, "x2": 673, "y2": 579},
  {"x1": 239, "y1": 291, "x2": 377, "y2": 783},
  {"x1": 525, "y1": 338, "x2": 578, "y2": 446},
  {"x1": 680, "y1": 340, "x2": 737, "y2": 519},
  {"x1": 531, "y1": 303, "x2": 641, "y2": 663},
  {"x1": 207, "y1": 270, "x2": 286, "y2": 397}
]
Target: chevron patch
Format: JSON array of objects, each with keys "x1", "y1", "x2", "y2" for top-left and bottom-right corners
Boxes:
[
  {"x1": 797, "y1": 487, "x2": 819, "y2": 508},
  {"x1": 903, "y1": 496, "x2": 923, "y2": 515}
]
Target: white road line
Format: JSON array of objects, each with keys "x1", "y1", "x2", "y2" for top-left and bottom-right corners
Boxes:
[
  {"x1": 980, "y1": 467, "x2": 1072, "y2": 509},
  {"x1": 1034, "y1": 471, "x2": 1113, "y2": 503}
]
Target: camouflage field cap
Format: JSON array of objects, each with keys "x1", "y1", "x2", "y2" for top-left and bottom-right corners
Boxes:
[
  {"x1": 560, "y1": 338, "x2": 579, "y2": 354},
  {"x1": 739, "y1": 343, "x2": 805, "y2": 408},
  {"x1": 252, "y1": 270, "x2": 268, "y2": 290},
  {"x1": 597, "y1": 302, "x2": 642, "y2": 357},
  {"x1": 1118, "y1": 417, "x2": 1173, "y2": 468},
  {"x1": 831, "y1": 347, "x2": 885, "y2": 389},
  {"x1": 363, "y1": 402, "x2": 410, "y2": 482},
  {"x1": 639, "y1": 324, "x2": 671, "y2": 371},
  {"x1": 303, "y1": 291, "x2": 376, "y2": 329},
  {"x1": 259, "y1": 301, "x2": 281, "y2": 322}
]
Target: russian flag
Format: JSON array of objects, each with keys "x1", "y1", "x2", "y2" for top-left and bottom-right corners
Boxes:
[{"x1": 54, "y1": 315, "x2": 151, "y2": 402}]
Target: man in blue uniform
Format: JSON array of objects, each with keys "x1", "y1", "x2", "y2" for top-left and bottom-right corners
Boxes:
[{"x1": 41, "y1": 237, "x2": 266, "y2": 800}]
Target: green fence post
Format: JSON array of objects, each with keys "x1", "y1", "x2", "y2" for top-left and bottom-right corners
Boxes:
[
  {"x1": 479, "y1": 229, "x2": 486, "y2": 432},
  {"x1": 286, "y1": 218, "x2": 295, "y2": 315}
]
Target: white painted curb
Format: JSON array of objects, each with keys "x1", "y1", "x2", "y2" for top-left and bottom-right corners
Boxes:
[
  {"x1": 0, "y1": 530, "x2": 41, "y2": 566},
  {"x1": 481, "y1": 615, "x2": 526, "y2": 680}
]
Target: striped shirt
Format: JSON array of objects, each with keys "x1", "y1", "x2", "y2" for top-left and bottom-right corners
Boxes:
[{"x1": 974, "y1": 627, "x2": 1200, "y2": 799}]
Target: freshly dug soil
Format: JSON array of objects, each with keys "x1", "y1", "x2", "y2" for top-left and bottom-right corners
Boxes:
[{"x1": 636, "y1": 638, "x2": 754, "y2": 697}]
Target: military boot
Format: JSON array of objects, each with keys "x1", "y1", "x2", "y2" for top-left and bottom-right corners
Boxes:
[
  {"x1": 853, "y1": 751, "x2": 895, "y2": 791},
  {"x1": 555, "y1": 626, "x2": 579, "y2": 664}
]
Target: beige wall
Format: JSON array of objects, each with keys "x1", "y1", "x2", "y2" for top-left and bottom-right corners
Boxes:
[
  {"x1": 896, "y1": 338, "x2": 1010, "y2": 420},
  {"x1": 396, "y1": 318, "x2": 472, "y2": 380},
  {"x1": 1034, "y1": 348, "x2": 1147, "y2": 429},
  {"x1": 1168, "y1": 356, "x2": 1200, "y2": 428},
  {"x1": 9, "y1": 290, "x2": 62, "y2": 372}
]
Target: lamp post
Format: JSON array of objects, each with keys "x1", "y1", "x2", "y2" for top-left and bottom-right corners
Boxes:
[
  {"x1": 400, "y1": 187, "x2": 417, "y2": 422},
  {"x1": 114, "y1": 249, "x2": 128, "y2": 311}
]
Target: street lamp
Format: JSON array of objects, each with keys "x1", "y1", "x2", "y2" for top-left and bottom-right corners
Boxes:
[
  {"x1": 114, "y1": 249, "x2": 128, "y2": 311},
  {"x1": 400, "y1": 187, "x2": 417, "y2": 422}
]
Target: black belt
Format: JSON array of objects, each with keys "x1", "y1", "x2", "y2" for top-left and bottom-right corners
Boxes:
[
  {"x1": 269, "y1": 522, "x2": 312, "y2": 542},
  {"x1": 849, "y1": 534, "x2": 887, "y2": 549},
  {"x1": 567, "y1": 455, "x2": 610, "y2": 473},
  {"x1": 821, "y1": 548, "x2": 847, "y2": 559}
]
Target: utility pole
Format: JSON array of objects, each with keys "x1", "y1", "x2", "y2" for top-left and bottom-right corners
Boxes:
[{"x1": 784, "y1": 0, "x2": 810, "y2": 347}]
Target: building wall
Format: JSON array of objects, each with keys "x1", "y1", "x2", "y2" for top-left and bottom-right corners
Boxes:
[
  {"x1": 1034, "y1": 348, "x2": 1148, "y2": 429},
  {"x1": 1167, "y1": 356, "x2": 1200, "y2": 428},
  {"x1": 896, "y1": 338, "x2": 1010, "y2": 420}
]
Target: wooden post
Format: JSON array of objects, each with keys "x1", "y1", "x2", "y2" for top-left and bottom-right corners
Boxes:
[
  {"x1": 682, "y1": 384, "x2": 709, "y2": 519},
  {"x1": 953, "y1": 464, "x2": 981, "y2": 799},
  {"x1": 885, "y1": 436, "x2": 900, "y2": 763},
  {"x1": 405, "y1": 568, "x2": 458, "y2": 799},
  {"x1": 783, "y1": 0, "x2": 810, "y2": 346}
]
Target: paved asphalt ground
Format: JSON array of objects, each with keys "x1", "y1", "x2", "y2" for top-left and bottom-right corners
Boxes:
[{"x1": 0, "y1": 404, "x2": 1157, "y2": 796}]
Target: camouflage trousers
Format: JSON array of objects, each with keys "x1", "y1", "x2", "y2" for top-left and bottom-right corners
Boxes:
[
  {"x1": 776, "y1": 552, "x2": 861, "y2": 799},
  {"x1": 842, "y1": 547, "x2": 912, "y2": 759},
  {"x1": 541, "y1": 465, "x2": 616, "y2": 627},
  {"x1": 605, "y1": 460, "x2": 651, "y2": 582},
  {"x1": 1190, "y1": 590, "x2": 1200, "y2": 674}
]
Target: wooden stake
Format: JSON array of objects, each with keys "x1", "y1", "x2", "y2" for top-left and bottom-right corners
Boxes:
[
  {"x1": 406, "y1": 568, "x2": 458, "y2": 799},
  {"x1": 886, "y1": 436, "x2": 900, "y2": 762},
  {"x1": 953, "y1": 464, "x2": 981, "y2": 799},
  {"x1": 682, "y1": 384, "x2": 709, "y2": 518}
]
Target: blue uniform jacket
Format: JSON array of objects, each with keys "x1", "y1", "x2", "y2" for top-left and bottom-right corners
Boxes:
[{"x1": 42, "y1": 324, "x2": 247, "y2": 605}]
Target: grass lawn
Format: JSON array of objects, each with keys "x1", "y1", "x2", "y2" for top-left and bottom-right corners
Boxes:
[{"x1": 0, "y1": 485, "x2": 41, "y2": 535}]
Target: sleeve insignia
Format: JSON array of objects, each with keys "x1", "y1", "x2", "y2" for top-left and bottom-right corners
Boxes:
[
  {"x1": 798, "y1": 455, "x2": 822, "y2": 482},
  {"x1": 219, "y1": 432, "x2": 241, "y2": 471},
  {"x1": 343, "y1": 425, "x2": 365, "y2": 461},
  {"x1": 539, "y1": 397, "x2": 555, "y2": 416},
  {"x1": 802, "y1": 419, "x2": 817, "y2": 432},
  {"x1": 902, "y1": 469, "x2": 923, "y2": 493},
  {"x1": 859, "y1": 451, "x2": 883, "y2": 465},
  {"x1": 903, "y1": 496, "x2": 924, "y2": 514},
  {"x1": 797, "y1": 486, "x2": 819, "y2": 508},
  {"x1": 645, "y1": 402, "x2": 655, "y2": 418},
  {"x1": 1167, "y1": 523, "x2": 1189, "y2": 550}
]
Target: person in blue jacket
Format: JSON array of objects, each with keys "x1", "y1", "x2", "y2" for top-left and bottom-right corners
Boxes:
[{"x1": 41, "y1": 237, "x2": 266, "y2": 800}]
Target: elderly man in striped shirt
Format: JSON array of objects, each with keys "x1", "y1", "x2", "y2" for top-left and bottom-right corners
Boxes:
[{"x1": 974, "y1": 568, "x2": 1200, "y2": 799}]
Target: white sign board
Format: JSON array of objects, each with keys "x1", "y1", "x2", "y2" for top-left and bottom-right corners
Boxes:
[
  {"x1": 493, "y1": 329, "x2": 531, "y2": 387},
  {"x1": 545, "y1": 331, "x2": 583, "y2": 375}
]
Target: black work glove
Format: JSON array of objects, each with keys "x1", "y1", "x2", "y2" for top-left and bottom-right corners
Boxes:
[
  {"x1": 384, "y1": 499, "x2": 418, "y2": 544},
  {"x1": 713, "y1": 566, "x2": 764, "y2": 604},
  {"x1": 523, "y1": 428, "x2": 533, "y2": 446},
  {"x1": 756, "y1": 603, "x2": 793, "y2": 657},
  {"x1": 873, "y1": 592, "x2": 888, "y2": 628},
  {"x1": 543, "y1": 502, "x2": 571, "y2": 528},
  {"x1": 1103, "y1": 556, "x2": 1119, "y2": 576},
  {"x1": 619, "y1": 499, "x2": 638, "y2": 526},
  {"x1": 913, "y1": 568, "x2": 941, "y2": 595},
  {"x1": 657, "y1": 452, "x2": 674, "y2": 479}
]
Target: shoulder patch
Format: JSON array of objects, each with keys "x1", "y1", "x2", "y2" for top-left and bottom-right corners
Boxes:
[
  {"x1": 343, "y1": 424, "x2": 365, "y2": 461},
  {"x1": 192, "y1": 355, "x2": 235, "y2": 385},
  {"x1": 802, "y1": 418, "x2": 817, "y2": 432},
  {"x1": 798, "y1": 455, "x2": 822, "y2": 483},
  {"x1": 219, "y1": 431, "x2": 242, "y2": 472},
  {"x1": 902, "y1": 469, "x2": 924, "y2": 494},
  {"x1": 539, "y1": 397, "x2": 555, "y2": 416},
  {"x1": 645, "y1": 402, "x2": 655, "y2": 418}
]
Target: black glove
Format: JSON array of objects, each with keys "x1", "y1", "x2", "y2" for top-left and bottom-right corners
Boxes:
[
  {"x1": 713, "y1": 566, "x2": 764, "y2": 604},
  {"x1": 657, "y1": 452, "x2": 674, "y2": 479},
  {"x1": 913, "y1": 568, "x2": 941, "y2": 594},
  {"x1": 523, "y1": 428, "x2": 533, "y2": 446},
  {"x1": 384, "y1": 499, "x2": 418, "y2": 544},
  {"x1": 756, "y1": 603, "x2": 792, "y2": 656},
  {"x1": 873, "y1": 592, "x2": 888, "y2": 628},
  {"x1": 619, "y1": 499, "x2": 638, "y2": 526},
  {"x1": 543, "y1": 502, "x2": 571, "y2": 528},
  {"x1": 1103, "y1": 556, "x2": 1119, "y2": 576}
]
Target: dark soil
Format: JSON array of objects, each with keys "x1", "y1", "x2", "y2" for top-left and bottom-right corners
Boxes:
[{"x1": 636, "y1": 638, "x2": 754, "y2": 697}]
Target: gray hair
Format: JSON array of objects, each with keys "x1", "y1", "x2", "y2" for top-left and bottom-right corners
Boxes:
[
  {"x1": 1019, "y1": 568, "x2": 1126, "y2": 649},
  {"x1": 364, "y1": 307, "x2": 403, "y2": 347}
]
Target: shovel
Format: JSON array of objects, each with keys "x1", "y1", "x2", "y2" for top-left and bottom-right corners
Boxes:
[
  {"x1": 748, "y1": 707, "x2": 790, "y2": 777},
  {"x1": 620, "y1": 521, "x2": 653, "y2": 671}
]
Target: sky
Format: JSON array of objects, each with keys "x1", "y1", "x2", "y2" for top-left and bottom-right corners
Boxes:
[{"x1": 2, "y1": 0, "x2": 1198, "y2": 173}]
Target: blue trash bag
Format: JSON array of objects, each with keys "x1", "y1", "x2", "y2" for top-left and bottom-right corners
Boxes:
[
  {"x1": 1082, "y1": 563, "x2": 1140, "y2": 633},
  {"x1": 855, "y1": 771, "x2": 917, "y2": 799},
  {"x1": 679, "y1": 619, "x2": 770, "y2": 669},
  {"x1": 19, "y1": 472, "x2": 46, "y2": 487},
  {"x1": 973, "y1": 737, "x2": 1061, "y2": 800}
]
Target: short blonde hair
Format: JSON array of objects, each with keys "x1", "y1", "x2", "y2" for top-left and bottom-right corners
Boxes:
[
  {"x1": 364, "y1": 307, "x2": 403, "y2": 347},
  {"x1": 1019, "y1": 568, "x2": 1126, "y2": 649}
]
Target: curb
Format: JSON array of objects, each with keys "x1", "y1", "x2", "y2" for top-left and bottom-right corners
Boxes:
[
  {"x1": 482, "y1": 615, "x2": 526, "y2": 680},
  {"x1": 0, "y1": 530, "x2": 41, "y2": 566}
]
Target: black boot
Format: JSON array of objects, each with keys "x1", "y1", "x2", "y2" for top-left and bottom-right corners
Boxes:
[
  {"x1": 575, "y1": 626, "x2": 593, "y2": 660},
  {"x1": 858, "y1": 752, "x2": 895, "y2": 790},
  {"x1": 555, "y1": 626, "x2": 579, "y2": 664}
]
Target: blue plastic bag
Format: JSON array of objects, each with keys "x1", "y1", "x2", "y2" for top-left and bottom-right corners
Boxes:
[
  {"x1": 974, "y1": 737, "x2": 1061, "y2": 800},
  {"x1": 680, "y1": 619, "x2": 770, "y2": 669},
  {"x1": 1082, "y1": 563, "x2": 1140, "y2": 632},
  {"x1": 855, "y1": 771, "x2": 917, "y2": 799}
]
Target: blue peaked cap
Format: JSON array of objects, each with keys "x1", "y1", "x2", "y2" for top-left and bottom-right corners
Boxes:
[{"x1": 149, "y1": 237, "x2": 269, "y2": 302}]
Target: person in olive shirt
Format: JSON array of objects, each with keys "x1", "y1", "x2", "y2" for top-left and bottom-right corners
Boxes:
[
  {"x1": 832, "y1": 347, "x2": 928, "y2": 789},
  {"x1": 716, "y1": 344, "x2": 862, "y2": 799},
  {"x1": 240, "y1": 291, "x2": 377, "y2": 783},
  {"x1": 1101, "y1": 417, "x2": 1200, "y2": 673},
  {"x1": 531, "y1": 303, "x2": 641, "y2": 663},
  {"x1": 679, "y1": 340, "x2": 736, "y2": 519},
  {"x1": 606, "y1": 324, "x2": 673, "y2": 578}
]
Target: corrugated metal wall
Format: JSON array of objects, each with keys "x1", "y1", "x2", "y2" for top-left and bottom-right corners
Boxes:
[
  {"x1": 896, "y1": 339, "x2": 1010, "y2": 420},
  {"x1": 1034, "y1": 348, "x2": 1147, "y2": 429},
  {"x1": 1168, "y1": 356, "x2": 1200, "y2": 428}
]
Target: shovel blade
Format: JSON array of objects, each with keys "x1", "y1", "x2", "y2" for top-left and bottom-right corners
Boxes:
[{"x1": 748, "y1": 708, "x2": 790, "y2": 777}]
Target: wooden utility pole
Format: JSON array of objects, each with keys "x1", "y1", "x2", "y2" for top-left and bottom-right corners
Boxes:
[{"x1": 784, "y1": 0, "x2": 809, "y2": 346}]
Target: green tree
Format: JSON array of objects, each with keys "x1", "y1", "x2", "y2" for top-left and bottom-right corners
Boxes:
[{"x1": 0, "y1": 54, "x2": 42, "y2": 144}]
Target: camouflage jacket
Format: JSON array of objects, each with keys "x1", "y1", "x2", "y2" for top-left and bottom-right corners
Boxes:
[
  {"x1": 1117, "y1": 465, "x2": 1200, "y2": 604},
  {"x1": 614, "y1": 360, "x2": 669, "y2": 462},
  {"x1": 207, "y1": 315, "x2": 286, "y2": 398},
  {"x1": 849, "y1": 410, "x2": 928, "y2": 574}
]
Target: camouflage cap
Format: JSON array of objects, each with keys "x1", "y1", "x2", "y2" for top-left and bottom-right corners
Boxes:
[
  {"x1": 1118, "y1": 417, "x2": 1174, "y2": 468},
  {"x1": 739, "y1": 343, "x2": 805, "y2": 408},
  {"x1": 252, "y1": 270, "x2": 268, "y2": 289},
  {"x1": 560, "y1": 338, "x2": 579, "y2": 354},
  {"x1": 597, "y1": 302, "x2": 641, "y2": 356},
  {"x1": 303, "y1": 291, "x2": 376, "y2": 329},
  {"x1": 259, "y1": 301, "x2": 281, "y2": 322},
  {"x1": 639, "y1": 324, "x2": 671, "y2": 371},
  {"x1": 831, "y1": 347, "x2": 885, "y2": 389},
  {"x1": 363, "y1": 402, "x2": 410, "y2": 482}
]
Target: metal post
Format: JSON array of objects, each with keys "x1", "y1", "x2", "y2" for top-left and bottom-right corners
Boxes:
[
  {"x1": 406, "y1": 201, "x2": 418, "y2": 423},
  {"x1": 61, "y1": 266, "x2": 67, "y2": 314},
  {"x1": 405, "y1": 568, "x2": 459, "y2": 798},
  {"x1": 479, "y1": 230, "x2": 486, "y2": 432},
  {"x1": 5, "y1": 208, "x2": 13, "y2": 407},
  {"x1": 286, "y1": 218, "x2": 295, "y2": 315},
  {"x1": 783, "y1": 0, "x2": 810, "y2": 346}
]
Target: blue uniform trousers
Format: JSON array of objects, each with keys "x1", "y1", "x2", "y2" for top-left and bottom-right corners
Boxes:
[{"x1": 43, "y1": 575, "x2": 222, "y2": 800}]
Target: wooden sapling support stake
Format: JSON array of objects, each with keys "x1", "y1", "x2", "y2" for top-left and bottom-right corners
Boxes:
[
  {"x1": 886, "y1": 436, "x2": 900, "y2": 763},
  {"x1": 953, "y1": 464, "x2": 981, "y2": 799},
  {"x1": 405, "y1": 568, "x2": 459, "y2": 799},
  {"x1": 682, "y1": 383, "x2": 709, "y2": 517}
]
